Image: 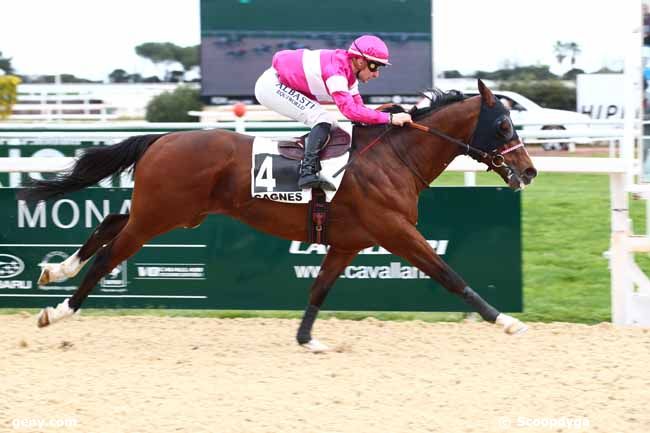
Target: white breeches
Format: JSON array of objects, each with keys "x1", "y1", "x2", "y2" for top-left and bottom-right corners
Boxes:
[{"x1": 254, "y1": 67, "x2": 337, "y2": 128}]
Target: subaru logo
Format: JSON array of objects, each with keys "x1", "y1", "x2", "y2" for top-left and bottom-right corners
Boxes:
[{"x1": 0, "y1": 254, "x2": 25, "y2": 279}]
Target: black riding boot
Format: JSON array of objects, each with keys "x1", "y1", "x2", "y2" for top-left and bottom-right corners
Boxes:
[{"x1": 298, "y1": 122, "x2": 336, "y2": 191}]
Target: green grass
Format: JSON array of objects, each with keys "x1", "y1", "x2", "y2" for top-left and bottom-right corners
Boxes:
[
  {"x1": 3, "y1": 169, "x2": 644, "y2": 324},
  {"x1": 436, "y1": 170, "x2": 648, "y2": 324}
]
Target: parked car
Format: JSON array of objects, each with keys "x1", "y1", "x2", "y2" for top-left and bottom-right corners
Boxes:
[{"x1": 457, "y1": 90, "x2": 592, "y2": 151}]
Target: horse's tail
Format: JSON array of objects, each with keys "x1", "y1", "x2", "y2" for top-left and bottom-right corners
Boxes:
[{"x1": 16, "y1": 134, "x2": 164, "y2": 203}]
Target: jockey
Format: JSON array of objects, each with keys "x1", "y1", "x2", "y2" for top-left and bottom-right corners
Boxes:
[{"x1": 255, "y1": 34, "x2": 412, "y2": 191}]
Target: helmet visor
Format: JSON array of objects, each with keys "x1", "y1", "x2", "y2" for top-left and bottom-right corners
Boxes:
[{"x1": 353, "y1": 41, "x2": 388, "y2": 71}]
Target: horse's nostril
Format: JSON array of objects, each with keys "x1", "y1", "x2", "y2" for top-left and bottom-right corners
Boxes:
[{"x1": 524, "y1": 167, "x2": 538, "y2": 179}]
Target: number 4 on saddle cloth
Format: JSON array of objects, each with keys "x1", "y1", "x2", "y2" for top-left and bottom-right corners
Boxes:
[
  {"x1": 251, "y1": 126, "x2": 351, "y2": 204},
  {"x1": 251, "y1": 127, "x2": 351, "y2": 244}
]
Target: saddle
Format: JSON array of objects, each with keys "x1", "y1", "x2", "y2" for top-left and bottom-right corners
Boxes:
[{"x1": 277, "y1": 127, "x2": 351, "y2": 161}]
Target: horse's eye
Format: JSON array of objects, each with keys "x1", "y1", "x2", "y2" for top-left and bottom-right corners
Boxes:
[{"x1": 496, "y1": 117, "x2": 514, "y2": 140}]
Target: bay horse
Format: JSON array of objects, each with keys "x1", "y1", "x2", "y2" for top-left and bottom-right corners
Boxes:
[{"x1": 17, "y1": 80, "x2": 537, "y2": 351}]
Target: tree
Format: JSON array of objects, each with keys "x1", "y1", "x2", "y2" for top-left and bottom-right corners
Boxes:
[
  {"x1": 553, "y1": 41, "x2": 567, "y2": 64},
  {"x1": 109, "y1": 69, "x2": 131, "y2": 83},
  {"x1": 0, "y1": 75, "x2": 21, "y2": 119},
  {"x1": 499, "y1": 80, "x2": 576, "y2": 111},
  {"x1": 145, "y1": 86, "x2": 202, "y2": 122},
  {"x1": 142, "y1": 75, "x2": 162, "y2": 83},
  {"x1": 553, "y1": 41, "x2": 581, "y2": 71},
  {"x1": 442, "y1": 70, "x2": 463, "y2": 78},
  {"x1": 562, "y1": 68, "x2": 585, "y2": 80},
  {"x1": 0, "y1": 51, "x2": 14, "y2": 74},
  {"x1": 177, "y1": 46, "x2": 199, "y2": 71},
  {"x1": 129, "y1": 73, "x2": 144, "y2": 83},
  {"x1": 566, "y1": 42, "x2": 581, "y2": 66},
  {"x1": 26, "y1": 74, "x2": 98, "y2": 84},
  {"x1": 473, "y1": 65, "x2": 558, "y2": 81},
  {"x1": 166, "y1": 70, "x2": 185, "y2": 83},
  {"x1": 593, "y1": 66, "x2": 621, "y2": 74},
  {"x1": 135, "y1": 42, "x2": 199, "y2": 81},
  {"x1": 135, "y1": 42, "x2": 177, "y2": 63}
]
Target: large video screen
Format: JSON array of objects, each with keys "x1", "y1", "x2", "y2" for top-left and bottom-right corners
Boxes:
[{"x1": 200, "y1": 0, "x2": 431, "y2": 104}]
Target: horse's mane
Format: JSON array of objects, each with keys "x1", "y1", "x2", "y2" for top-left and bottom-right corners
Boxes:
[{"x1": 380, "y1": 88, "x2": 467, "y2": 120}]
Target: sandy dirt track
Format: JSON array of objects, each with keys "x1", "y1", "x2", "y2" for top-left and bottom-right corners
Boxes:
[{"x1": 1, "y1": 314, "x2": 649, "y2": 433}]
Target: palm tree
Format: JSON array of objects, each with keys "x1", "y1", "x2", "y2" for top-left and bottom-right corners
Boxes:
[
  {"x1": 567, "y1": 42, "x2": 581, "y2": 65},
  {"x1": 553, "y1": 41, "x2": 581, "y2": 70},
  {"x1": 553, "y1": 41, "x2": 567, "y2": 64}
]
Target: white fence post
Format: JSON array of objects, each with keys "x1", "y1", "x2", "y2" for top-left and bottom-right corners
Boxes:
[
  {"x1": 609, "y1": 172, "x2": 630, "y2": 324},
  {"x1": 463, "y1": 172, "x2": 476, "y2": 186}
]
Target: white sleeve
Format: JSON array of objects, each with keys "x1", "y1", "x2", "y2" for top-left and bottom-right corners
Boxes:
[
  {"x1": 349, "y1": 80, "x2": 360, "y2": 96},
  {"x1": 325, "y1": 75, "x2": 349, "y2": 94}
]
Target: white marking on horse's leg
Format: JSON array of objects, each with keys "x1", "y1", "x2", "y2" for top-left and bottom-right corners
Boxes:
[
  {"x1": 37, "y1": 298, "x2": 76, "y2": 328},
  {"x1": 496, "y1": 313, "x2": 528, "y2": 335},
  {"x1": 301, "y1": 339, "x2": 330, "y2": 353},
  {"x1": 38, "y1": 249, "x2": 89, "y2": 285}
]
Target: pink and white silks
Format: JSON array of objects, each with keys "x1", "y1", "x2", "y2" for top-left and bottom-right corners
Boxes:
[{"x1": 254, "y1": 49, "x2": 389, "y2": 127}]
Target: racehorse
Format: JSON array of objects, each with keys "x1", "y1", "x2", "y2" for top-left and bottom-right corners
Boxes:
[{"x1": 17, "y1": 80, "x2": 537, "y2": 351}]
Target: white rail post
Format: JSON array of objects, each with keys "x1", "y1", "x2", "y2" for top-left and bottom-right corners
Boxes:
[
  {"x1": 463, "y1": 172, "x2": 476, "y2": 186},
  {"x1": 613, "y1": 0, "x2": 645, "y2": 325},
  {"x1": 610, "y1": 172, "x2": 631, "y2": 324}
]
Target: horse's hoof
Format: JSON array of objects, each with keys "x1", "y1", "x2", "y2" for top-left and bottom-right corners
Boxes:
[
  {"x1": 301, "y1": 339, "x2": 329, "y2": 352},
  {"x1": 504, "y1": 320, "x2": 528, "y2": 335},
  {"x1": 38, "y1": 268, "x2": 50, "y2": 286},
  {"x1": 496, "y1": 313, "x2": 528, "y2": 335},
  {"x1": 36, "y1": 299, "x2": 75, "y2": 328},
  {"x1": 37, "y1": 309, "x2": 50, "y2": 328}
]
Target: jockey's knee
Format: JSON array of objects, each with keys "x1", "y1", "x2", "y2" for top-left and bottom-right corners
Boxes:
[
  {"x1": 254, "y1": 67, "x2": 276, "y2": 106},
  {"x1": 308, "y1": 112, "x2": 336, "y2": 129}
]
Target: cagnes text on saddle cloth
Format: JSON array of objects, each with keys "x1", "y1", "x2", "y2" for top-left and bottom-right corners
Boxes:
[{"x1": 251, "y1": 136, "x2": 349, "y2": 204}]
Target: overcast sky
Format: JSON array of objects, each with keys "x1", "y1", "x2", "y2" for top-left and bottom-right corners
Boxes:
[{"x1": 0, "y1": 0, "x2": 633, "y2": 81}]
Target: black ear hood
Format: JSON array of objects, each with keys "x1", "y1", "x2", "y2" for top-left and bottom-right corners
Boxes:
[{"x1": 470, "y1": 99, "x2": 519, "y2": 152}]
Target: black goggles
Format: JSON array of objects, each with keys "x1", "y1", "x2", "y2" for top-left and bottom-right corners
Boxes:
[
  {"x1": 353, "y1": 42, "x2": 387, "y2": 72},
  {"x1": 366, "y1": 60, "x2": 385, "y2": 71}
]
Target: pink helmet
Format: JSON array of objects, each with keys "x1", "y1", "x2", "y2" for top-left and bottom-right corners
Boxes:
[{"x1": 348, "y1": 35, "x2": 391, "y2": 66}]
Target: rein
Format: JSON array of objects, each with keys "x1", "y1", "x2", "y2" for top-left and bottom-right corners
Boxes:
[
  {"x1": 408, "y1": 122, "x2": 508, "y2": 167},
  {"x1": 333, "y1": 116, "x2": 525, "y2": 180},
  {"x1": 332, "y1": 125, "x2": 394, "y2": 177},
  {"x1": 386, "y1": 133, "x2": 430, "y2": 188}
]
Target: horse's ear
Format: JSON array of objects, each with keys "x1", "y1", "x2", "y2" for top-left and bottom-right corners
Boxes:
[{"x1": 477, "y1": 79, "x2": 496, "y2": 108}]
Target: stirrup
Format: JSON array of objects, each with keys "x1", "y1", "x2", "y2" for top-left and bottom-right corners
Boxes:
[{"x1": 299, "y1": 174, "x2": 336, "y2": 191}]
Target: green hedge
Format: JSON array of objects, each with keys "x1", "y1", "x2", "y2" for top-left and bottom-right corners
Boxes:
[
  {"x1": 145, "y1": 86, "x2": 202, "y2": 122},
  {"x1": 498, "y1": 80, "x2": 576, "y2": 111},
  {"x1": 0, "y1": 75, "x2": 21, "y2": 119}
]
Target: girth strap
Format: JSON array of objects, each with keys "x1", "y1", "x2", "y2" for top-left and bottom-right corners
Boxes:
[{"x1": 307, "y1": 189, "x2": 329, "y2": 245}]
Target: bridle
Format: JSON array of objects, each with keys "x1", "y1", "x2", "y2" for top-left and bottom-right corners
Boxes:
[
  {"x1": 397, "y1": 97, "x2": 527, "y2": 187},
  {"x1": 406, "y1": 121, "x2": 523, "y2": 169},
  {"x1": 333, "y1": 97, "x2": 526, "y2": 186}
]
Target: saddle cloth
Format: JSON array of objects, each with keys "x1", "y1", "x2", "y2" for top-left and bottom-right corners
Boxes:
[{"x1": 251, "y1": 130, "x2": 351, "y2": 204}]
